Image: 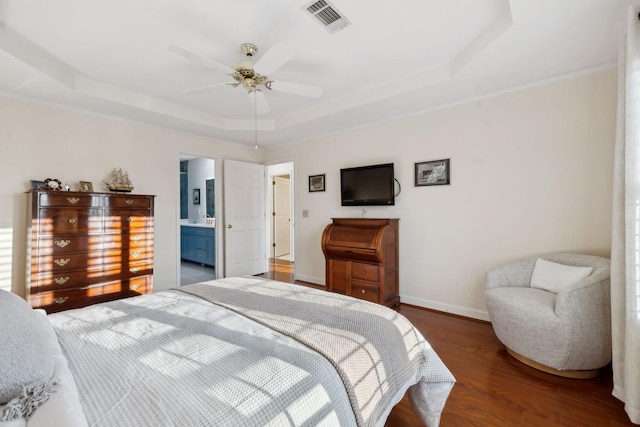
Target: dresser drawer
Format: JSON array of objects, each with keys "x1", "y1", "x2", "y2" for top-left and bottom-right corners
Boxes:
[
  {"x1": 30, "y1": 283, "x2": 125, "y2": 314},
  {"x1": 103, "y1": 259, "x2": 153, "y2": 279},
  {"x1": 351, "y1": 282, "x2": 380, "y2": 303},
  {"x1": 102, "y1": 246, "x2": 153, "y2": 263},
  {"x1": 104, "y1": 210, "x2": 153, "y2": 233},
  {"x1": 34, "y1": 252, "x2": 103, "y2": 273},
  {"x1": 102, "y1": 233, "x2": 154, "y2": 249},
  {"x1": 35, "y1": 235, "x2": 102, "y2": 254},
  {"x1": 351, "y1": 262, "x2": 380, "y2": 283},
  {"x1": 38, "y1": 193, "x2": 102, "y2": 208},
  {"x1": 38, "y1": 208, "x2": 103, "y2": 235},
  {"x1": 105, "y1": 196, "x2": 152, "y2": 209},
  {"x1": 126, "y1": 275, "x2": 153, "y2": 295},
  {"x1": 31, "y1": 269, "x2": 106, "y2": 292}
]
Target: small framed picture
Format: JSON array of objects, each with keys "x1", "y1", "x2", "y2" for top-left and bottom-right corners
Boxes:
[
  {"x1": 79, "y1": 181, "x2": 94, "y2": 192},
  {"x1": 193, "y1": 188, "x2": 201, "y2": 205},
  {"x1": 415, "y1": 159, "x2": 450, "y2": 186},
  {"x1": 30, "y1": 180, "x2": 47, "y2": 190},
  {"x1": 309, "y1": 174, "x2": 325, "y2": 192}
]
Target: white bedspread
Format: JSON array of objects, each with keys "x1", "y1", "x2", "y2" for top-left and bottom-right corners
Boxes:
[{"x1": 48, "y1": 278, "x2": 455, "y2": 427}]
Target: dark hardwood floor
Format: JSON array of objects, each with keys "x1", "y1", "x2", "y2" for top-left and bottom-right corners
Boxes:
[{"x1": 258, "y1": 259, "x2": 634, "y2": 427}]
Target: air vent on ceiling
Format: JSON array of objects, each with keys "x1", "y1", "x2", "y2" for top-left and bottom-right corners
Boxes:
[{"x1": 303, "y1": 0, "x2": 351, "y2": 34}]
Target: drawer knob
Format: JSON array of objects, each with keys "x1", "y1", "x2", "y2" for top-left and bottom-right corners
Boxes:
[
  {"x1": 130, "y1": 283, "x2": 140, "y2": 291},
  {"x1": 131, "y1": 236, "x2": 142, "y2": 242},
  {"x1": 127, "y1": 217, "x2": 133, "y2": 223},
  {"x1": 53, "y1": 277, "x2": 70, "y2": 285},
  {"x1": 362, "y1": 270, "x2": 366, "y2": 274},
  {"x1": 131, "y1": 251, "x2": 140, "y2": 258},
  {"x1": 68, "y1": 217, "x2": 77, "y2": 224},
  {"x1": 67, "y1": 197, "x2": 80, "y2": 204},
  {"x1": 54, "y1": 297, "x2": 69, "y2": 305},
  {"x1": 125, "y1": 199, "x2": 134, "y2": 205},
  {"x1": 130, "y1": 267, "x2": 141, "y2": 273},
  {"x1": 54, "y1": 239, "x2": 71, "y2": 248},
  {"x1": 361, "y1": 289, "x2": 366, "y2": 294},
  {"x1": 54, "y1": 258, "x2": 71, "y2": 267}
]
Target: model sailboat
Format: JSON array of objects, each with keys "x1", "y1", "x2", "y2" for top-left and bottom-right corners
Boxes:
[{"x1": 104, "y1": 168, "x2": 134, "y2": 193}]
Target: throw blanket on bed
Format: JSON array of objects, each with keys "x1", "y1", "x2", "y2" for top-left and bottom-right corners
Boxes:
[{"x1": 177, "y1": 277, "x2": 455, "y2": 427}]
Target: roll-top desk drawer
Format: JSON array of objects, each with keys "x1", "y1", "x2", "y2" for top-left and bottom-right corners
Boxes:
[
  {"x1": 351, "y1": 262, "x2": 380, "y2": 282},
  {"x1": 27, "y1": 190, "x2": 155, "y2": 313}
]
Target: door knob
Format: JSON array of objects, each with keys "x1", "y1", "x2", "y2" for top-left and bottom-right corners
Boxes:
[{"x1": 227, "y1": 224, "x2": 232, "y2": 229}]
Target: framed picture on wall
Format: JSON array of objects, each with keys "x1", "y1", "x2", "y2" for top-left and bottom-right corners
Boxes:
[
  {"x1": 193, "y1": 188, "x2": 201, "y2": 205},
  {"x1": 415, "y1": 159, "x2": 450, "y2": 186},
  {"x1": 309, "y1": 174, "x2": 325, "y2": 192}
]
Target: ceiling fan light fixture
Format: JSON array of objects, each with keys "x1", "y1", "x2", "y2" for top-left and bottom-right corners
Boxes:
[
  {"x1": 242, "y1": 78, "x2": 256, "y2": 90},
  {"x1": 234, "y1": 59, "x2": 254, "y2": 72}
]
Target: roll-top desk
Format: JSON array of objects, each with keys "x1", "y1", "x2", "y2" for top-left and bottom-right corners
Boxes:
[
  {"x1": 321, "y1": 218, "x2": 399, "y2": 308},
  {"x1": 27, "y1": 190, "x2": 155, "y2": 313}
]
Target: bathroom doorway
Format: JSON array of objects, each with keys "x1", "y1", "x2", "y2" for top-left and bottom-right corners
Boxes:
[{"x1": 179, "y1": 155, "x2": 217, "y2": 285}]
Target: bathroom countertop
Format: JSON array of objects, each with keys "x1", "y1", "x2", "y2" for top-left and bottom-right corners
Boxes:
[{"x1": 181, "y1": 223, "x2": 215, "y2": 228}]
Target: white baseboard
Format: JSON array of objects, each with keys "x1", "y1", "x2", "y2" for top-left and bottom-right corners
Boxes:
[
  {"x1": 295, "y1": 274, "x2": 325, "y2": 286},
  {"x1": 292, "y1": 275, "x2": 490, "y2": 321},
  {"x1": 400, "y1": 294, "x2": 491, "y2": 322}
]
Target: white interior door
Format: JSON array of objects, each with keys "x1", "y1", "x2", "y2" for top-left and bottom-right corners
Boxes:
[
  {"x1": 224, "y1": 159, "x2": 266, "y2": 277},
  {"x1": 274, "y1": 175, "x2": 291, "y2": 258}
]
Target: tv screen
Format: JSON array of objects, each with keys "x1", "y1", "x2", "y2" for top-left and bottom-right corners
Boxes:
[{"x1": 340, "y1": 163, "x2": 395, "y2": 206}]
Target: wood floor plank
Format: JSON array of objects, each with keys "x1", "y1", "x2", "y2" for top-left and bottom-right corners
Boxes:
[{"x1": 258, "y1": 260, "x2": 635, "y2": 427}]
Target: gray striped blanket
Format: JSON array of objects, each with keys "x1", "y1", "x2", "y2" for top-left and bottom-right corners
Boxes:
[{"x1": 50, "y1": 277, "x2": 455, "y2": 427}]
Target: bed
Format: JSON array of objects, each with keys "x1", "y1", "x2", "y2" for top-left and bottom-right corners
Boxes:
[{"x1": 0, "y1": 277, "x2": 455, "y2": 427}]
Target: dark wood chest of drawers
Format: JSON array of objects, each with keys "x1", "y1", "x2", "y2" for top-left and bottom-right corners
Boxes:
[
  {"x1": 27, "y1": 190, "x2": 155, "y2": 313},
  {"x1": 321, "y1": 218, "x2": 399, "y2": 308}
]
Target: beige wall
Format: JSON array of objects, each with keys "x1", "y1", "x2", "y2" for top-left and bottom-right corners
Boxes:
[
  {"x1": 0, "y1": 98, "x2": 260, "y2": 296},
  {"x1": 0, "y1": 68, "x2": 617, "y2": 320},
  {"x1": 264, "y1": 69, "x2": 617, "y2": 319}
]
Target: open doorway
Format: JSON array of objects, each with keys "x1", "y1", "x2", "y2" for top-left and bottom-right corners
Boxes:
[
  {"x1": 267, "y1": 162, "x2": 294, "y2": 278},
  {"x1": 179, "y1": 155, "x2": 217, "y2": 285}
]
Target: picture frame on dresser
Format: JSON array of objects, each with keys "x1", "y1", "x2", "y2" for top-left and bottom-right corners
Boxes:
[
  {"x1": 30, "y1": 180, "x2": 47, "y2": 190},
  {"x1": 79, "y1": 181, "x2": 94, "y2": 192}
]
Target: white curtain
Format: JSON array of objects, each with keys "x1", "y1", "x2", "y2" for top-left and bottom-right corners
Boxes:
[{"x1": 612, "y1": 6, "x2": 640, "y2": 425}]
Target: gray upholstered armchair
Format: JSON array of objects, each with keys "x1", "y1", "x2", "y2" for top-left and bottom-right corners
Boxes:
[{"x1": 485, "y1": 253, "x2": 611, "y2": 378}]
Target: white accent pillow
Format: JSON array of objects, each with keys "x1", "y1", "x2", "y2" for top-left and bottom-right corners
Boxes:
[{"x1": 530, "y1": 258, "x2": 593, "y2": 293}]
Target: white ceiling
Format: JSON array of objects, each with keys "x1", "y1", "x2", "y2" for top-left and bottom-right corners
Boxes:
[{"x1": 0, "y1": 0, "x2": 634, "y2": 148}]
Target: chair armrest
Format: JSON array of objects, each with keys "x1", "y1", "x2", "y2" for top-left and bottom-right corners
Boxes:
[
  {"x1": 555, "y1": 273, "x2": 611, "y2": 318},
  {"x1": 486, "y1": 258, "x2": 537, "y2": 290}
]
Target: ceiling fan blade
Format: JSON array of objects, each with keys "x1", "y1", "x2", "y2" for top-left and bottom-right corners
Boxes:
[
  {"x1": 168, "y1": 45, "x2": 234, "y2": 75},
  {"x1": 184, "y1": 82, "x2": 230, "y2": 95},
  {"x1": 268, "y1": 80, "x2": 322, "y2": 98},
  {"x1": 254, "y1": 42, "x2": 294, "y2": 75},
  {"x1": 248, "y1": 90, "x2": 270, "y2": 114}
]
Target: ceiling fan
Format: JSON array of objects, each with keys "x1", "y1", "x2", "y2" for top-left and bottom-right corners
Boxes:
[{"x1": 169, "y1": 42, "x2": 322, "y2": 113}]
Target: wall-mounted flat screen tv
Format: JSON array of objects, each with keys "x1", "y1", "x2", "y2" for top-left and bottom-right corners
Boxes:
[{"x1": 340, "y1": 163, "x2": 395, "y2": 206}]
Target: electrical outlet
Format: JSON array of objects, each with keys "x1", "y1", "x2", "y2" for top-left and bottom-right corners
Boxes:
[{"x1": 302, "y1": 209, "x2": 309, "y2": 218}]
